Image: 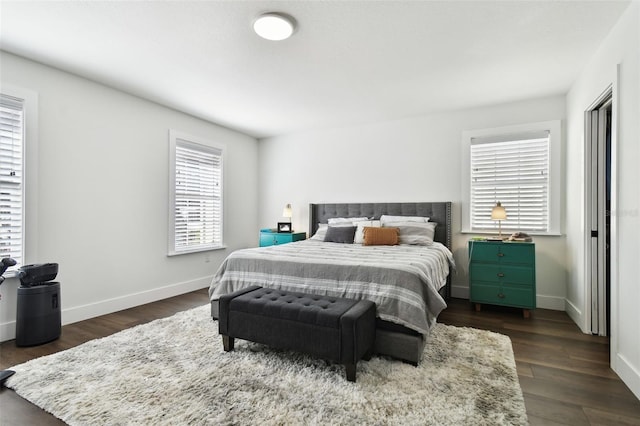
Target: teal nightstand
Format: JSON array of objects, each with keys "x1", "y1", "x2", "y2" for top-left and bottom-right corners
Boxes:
[
  {"x1": 468, "y1": 240, "x2": 536, "y2": 318},
  {"x1": 259, "y1": 229, "x2": 306, "y2": 247}
]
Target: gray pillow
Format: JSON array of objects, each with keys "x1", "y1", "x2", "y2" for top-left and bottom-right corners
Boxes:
[{"x1": 324, "y1": 226, "x2": 357, "y2": 244}]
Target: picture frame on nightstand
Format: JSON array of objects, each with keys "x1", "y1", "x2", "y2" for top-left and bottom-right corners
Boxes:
[{"x1": 277, "y1": 222, "x2": 292, "y2": 233}]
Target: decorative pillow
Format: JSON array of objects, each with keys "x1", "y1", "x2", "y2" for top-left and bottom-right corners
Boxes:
[
  {"x1": 380, "y1": 215, "x2": 430, "y2": 225},
  {"x1": 324, "y1": 226, "x2": 357, "y2": 244},
  {"x1": 363, "y1": 227, "x2": 399, "y2": 246},
  {"x1": 327, "y1": 217, "x2": 369, "y2": 225},
  {"x1": 354, "y1": 220, "x2": 382, "y2": 244},
  {"x1": 386, "y1": 221, "x2": 437, "y2": 245},
  {"x1": 310, "y1": 223, "x2": 329, "y2": 240}
]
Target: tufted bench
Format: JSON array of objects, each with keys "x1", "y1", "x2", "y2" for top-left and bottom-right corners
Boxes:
[{"x1": 218, "y1": 286, "x2": 376, "y2": 382}]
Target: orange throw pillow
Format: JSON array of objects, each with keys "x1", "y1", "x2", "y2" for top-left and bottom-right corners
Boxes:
[{"x1": 363, "y1": 227, "x2": 399, "y2": 246}]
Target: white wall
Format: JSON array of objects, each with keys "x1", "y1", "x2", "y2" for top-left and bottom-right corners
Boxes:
[
  {"x1": 565, "y1": 2, "x2": 640, "y2": 399},
  {"x1": 258, "y1": 95, "x2": 567, "y2": 310},
  {"x1": 0, "y1": 52, "x2": 259, "y2": 341}
]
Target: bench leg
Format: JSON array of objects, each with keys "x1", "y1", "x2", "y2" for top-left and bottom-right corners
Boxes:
[
  {"x1": 345, "y1": 363, "x2": 357, "y2": 382},
  {"x1": 222, "y1": 335, "x2": 234, "y2": 352}
]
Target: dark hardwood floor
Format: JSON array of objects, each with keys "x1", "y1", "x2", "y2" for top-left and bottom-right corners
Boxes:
[
  {"x1": 1, "y1": 290, "x2": 639, "y2": 425},
  {"x1": 439, "y1": 300, "x2": 640, "y2": 425}
]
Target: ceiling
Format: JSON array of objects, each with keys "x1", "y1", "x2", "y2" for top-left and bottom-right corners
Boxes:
[{"x1": 0, "y1": 1, "x2": 630, "y2": 139}]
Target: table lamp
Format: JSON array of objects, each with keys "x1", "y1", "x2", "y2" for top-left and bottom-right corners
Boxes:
[
  {"x1": 491, "y1": 201, "x2": 507, "y2": 239},
  {"x1": 282, "y1": 203, "x2": 292, "y2": 223}
]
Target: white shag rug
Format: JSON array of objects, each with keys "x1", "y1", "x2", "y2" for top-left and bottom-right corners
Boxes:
[{"x1": 7, "y1": 304, "x2": 527, "y2": 425}]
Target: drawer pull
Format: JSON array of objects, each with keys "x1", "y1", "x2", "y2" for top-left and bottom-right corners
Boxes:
[
  {"x1": 497, "y1": 253, "x2": 504, "y2": 257},
  {"x1": 497, "y1": 273, "x2": 505, "y2": 277},
  {"x1": 497, "y1": 293, "x2": 506, "y2": 299}
]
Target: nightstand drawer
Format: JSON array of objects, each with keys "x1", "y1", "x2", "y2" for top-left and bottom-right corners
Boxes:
[
  {"x1": 260, "y1": 233, "x2": 276, "y2": 247},
  {"x1": 469, "y1": 242, "x2": 534, "y2": 264},
  {"x1": 259, "y1": 229, "x2": 306, "y2": 247},
  {"x1": 470, "y1": 264, "x2": 534, "y2": 286},
  {"x1": 470, "y1": 283, "x2": 535, "y2": 308}
]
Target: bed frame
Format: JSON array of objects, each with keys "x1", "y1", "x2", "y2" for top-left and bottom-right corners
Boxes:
[{"x1": 309, "y1": 201, "x2": 452, "y2": 364}]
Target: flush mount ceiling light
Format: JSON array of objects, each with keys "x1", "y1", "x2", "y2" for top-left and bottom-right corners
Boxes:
[{"x1": 253, "y1": 12, "x2": 296, "y2": 41}]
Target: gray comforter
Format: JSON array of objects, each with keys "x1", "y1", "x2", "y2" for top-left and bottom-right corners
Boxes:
[{"x1": 208, "y1": 240, "x2": 454, "y2": 335}]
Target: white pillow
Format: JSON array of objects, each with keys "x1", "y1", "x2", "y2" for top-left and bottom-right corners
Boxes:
[
  {"x1": 380, "y1": 215, "x2": 430, "y2": 225},
  {"x1": 327, "y1": 217, "x2": 369, "y2": 225},
  {"x1": 384, "y1": 221, "x2": 437, "y2": 245},
  {"x1": 310, "y1": 224, "x2": 329, "y2": 240},
  {"x1": 354, "y1": 220, "x2": 382, "y2": 244}
]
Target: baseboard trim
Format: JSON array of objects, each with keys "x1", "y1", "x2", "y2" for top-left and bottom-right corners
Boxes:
[
  {"x1": 614, "y1": 352, "x2": 640, "y2": 401},
  {"x1": 0, "y1": 276, "x2": 212, "y2": 342},
  {"x1": 564, "y1": 298, "x2": 586, "y2": 333},
  {"x1": 450, "y1": 285, "x2": 565, "y2": 311},
  {"x1": 536, "y1": 294, "x2": 565, "y2": 311},
  {"x1": 451, "y1": 285, "x2": 469, "y2": 299}
]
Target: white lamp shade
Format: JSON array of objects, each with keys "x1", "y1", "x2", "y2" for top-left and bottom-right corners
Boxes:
[
  {"x1": 491, "y1": 202, "x2": 507, "y2": 220},
  {"x1": 282, "y1": 203, "x2": 292, "y2": 218}
]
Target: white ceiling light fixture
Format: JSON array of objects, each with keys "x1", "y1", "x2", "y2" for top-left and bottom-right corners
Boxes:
[{"x1": 253, "y1": 12, "x2": 296, "y2": 41}]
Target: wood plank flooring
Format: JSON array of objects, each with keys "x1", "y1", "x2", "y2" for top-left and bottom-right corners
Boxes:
[{"x1": 1, "y1": 290, "x2": 639, "y2": 425}]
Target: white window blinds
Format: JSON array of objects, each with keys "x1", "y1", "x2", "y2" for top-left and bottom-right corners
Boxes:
[
  {"x1": 169, "y1": 133, "x2": 223, "y2": 255},
  {"x1": 0, "y1": 94, "x2": 24, "y2": 267},
  {"x1": 470, "y1": 131, "x2": 550, "y2": 232}
]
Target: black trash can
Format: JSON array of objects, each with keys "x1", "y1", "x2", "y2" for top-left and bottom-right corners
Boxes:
[{"x1": 15, "y1": 263, "x2": 61, "y2": 347}]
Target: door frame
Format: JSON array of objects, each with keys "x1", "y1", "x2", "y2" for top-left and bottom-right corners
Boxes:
[
  {"x1": 583, "y1": 77, "x2": 618, "y2": 347},
  {"x1": 585, "y1": 87, "x2": 611, "y2": 336}
]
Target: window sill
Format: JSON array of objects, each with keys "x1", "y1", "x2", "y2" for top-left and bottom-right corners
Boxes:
[
  {"x1": 168, "y1": 245, "x2": 227, "y2": 257},
  {"x1": 460, "y1": 229, "x2": 563, "y2": 237}
]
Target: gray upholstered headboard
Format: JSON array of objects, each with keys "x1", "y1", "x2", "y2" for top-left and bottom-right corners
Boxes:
[{"x1": 309, "y1": 202, "x2": 452, "y2": 250}]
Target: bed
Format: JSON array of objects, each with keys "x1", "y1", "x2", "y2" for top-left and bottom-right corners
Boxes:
[{"x1": 209, "y1": 201, "x2": 453, "y2": 364}]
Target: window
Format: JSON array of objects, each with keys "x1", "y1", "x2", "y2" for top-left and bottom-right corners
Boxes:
[
  {"x1": 462, "y1": 120, "x2": 561, "y2": 235},
  {"x1": 471, "y1": 132, "x2": 549, "y2": 231},
  {"x1": 0, "y1": 94, "x2": 24, "y2": 268},
  {"x1": 168, "y1": 130, "x2": 224, "y2": 255}
]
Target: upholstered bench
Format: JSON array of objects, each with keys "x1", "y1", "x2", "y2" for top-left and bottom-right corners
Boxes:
[{"x1": 218, "y1": 286, "x2": 376, "y2": 382}]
